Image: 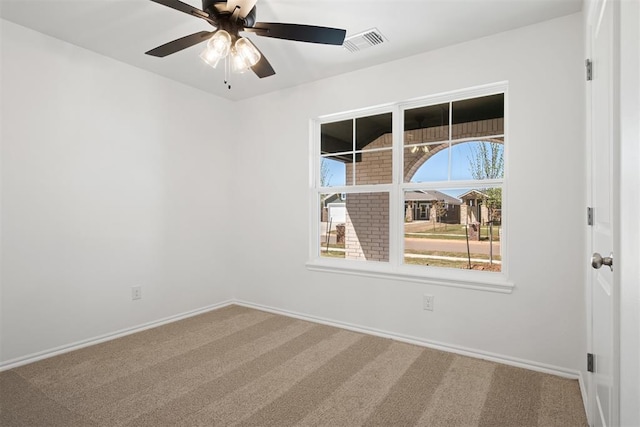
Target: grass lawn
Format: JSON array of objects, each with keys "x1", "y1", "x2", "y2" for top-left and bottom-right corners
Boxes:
[
  {"x1": 404, "y1": 257, "x2": 501, "y2": 271},
  {"x1": 320, "y1": 242, "x2": 345, "y2": 258},
  {"x1": 321, "y1": 247, "x2": 502, "y2": 267},
  {"x1": 405, "y1": 223, "x2": 501, "y2": 241},
  {"x1": 320, "y1": 251, "x2": 346, "y2": 258},
  {"x1": 320, "y1": 243, "x2": 345, "y2": 249}
]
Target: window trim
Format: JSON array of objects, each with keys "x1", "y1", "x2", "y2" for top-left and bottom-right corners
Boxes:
[{"x1": 307, "y1": 82, "x2": 513, "y2": 294}]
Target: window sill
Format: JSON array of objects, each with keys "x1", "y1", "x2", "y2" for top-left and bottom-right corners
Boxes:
[{"x1": 305, "y1": 259, "x2": 514, "y2": 293}]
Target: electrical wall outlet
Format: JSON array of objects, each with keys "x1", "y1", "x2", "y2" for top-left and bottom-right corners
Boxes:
[
  {"x1": 132, "y1": 286, "x2": 142, "y2": 301},
  {"x1": 423, "y1": 294, "x2": 434, "y2": 311}
]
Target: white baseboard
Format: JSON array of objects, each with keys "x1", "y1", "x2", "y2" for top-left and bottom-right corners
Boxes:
[
  {"x1": 0, "y1": 297, "x2": 590, "y2": 423},
  {"x1": 0, "y1": 300, "x2": 234, "y2": 372},
  {"x1": 1, "y1": 298, "x2": 583, "y2": 384},
  {"x1": 234, "y1": 300, "x2": 583, "y2": 381}
]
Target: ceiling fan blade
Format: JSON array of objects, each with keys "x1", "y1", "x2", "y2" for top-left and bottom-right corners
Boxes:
[
  {"x1": 248, "y1": 23, "x2": 346, "y2": 45},
  {"x1": 146, "y1": 31, "x2": 213, "y2": 57},
  {"x1": 150, "y1": 0, "x2": 216, "y2": 25},
  {"x1": 249, "y1": 42, "x2": 276, "y2": 78},
  {"x1": 225, "y1": 0, "x2": 257, "y2": 19}
]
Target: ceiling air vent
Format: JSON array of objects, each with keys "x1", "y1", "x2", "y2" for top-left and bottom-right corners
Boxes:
[{"x1": 343, "y1": 28, "x2": 387, "y2": 53}]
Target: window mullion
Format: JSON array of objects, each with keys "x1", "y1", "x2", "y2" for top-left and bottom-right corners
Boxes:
[
  {"x1": 448, "y1": 101, "x2": 453, "y2": 181},
  {"x1": 390, "y1": 105, "x2": 403, "y2": 268},
  {"x1": 351, "y1": 118, "x2": 356, "y2": 186}
]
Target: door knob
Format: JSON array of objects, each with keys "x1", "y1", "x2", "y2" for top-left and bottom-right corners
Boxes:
[{"x1": 591, "y1": 252, "x2": 613, "y2": 271}]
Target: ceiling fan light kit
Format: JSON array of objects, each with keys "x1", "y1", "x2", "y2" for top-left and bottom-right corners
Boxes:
[
  {"x1": 199, "y1": 29, "x2": 232, "y2": 68},
  {"x1": 146, "y1": 0, "x2": 347, "y2": 87},
  {"x1": 198, "y1": 29, "x2": 260, "y2": 74},
  {"x1": 230, "y1": 37, "x2": 261, "y2": 72}
]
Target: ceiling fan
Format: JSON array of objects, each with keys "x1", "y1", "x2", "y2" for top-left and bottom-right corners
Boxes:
[{"x1": 146, "y1": 0, "x2": 347, "y2": 82}]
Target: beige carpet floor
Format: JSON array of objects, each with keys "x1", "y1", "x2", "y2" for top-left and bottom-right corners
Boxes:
[{"x1": 0, "y1": 305, "x2": 587, "y2": 426}]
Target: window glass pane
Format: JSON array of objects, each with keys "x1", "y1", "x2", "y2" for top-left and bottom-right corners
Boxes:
[
  {"x1": 320, "y1": 192, "x2": 389, "y2": 262},
  {"x1": 404, "y1": 103, "x2": 450, "y2": 146},
  {"x1": 321, "y1": 119, "x2": 352, "y2": 155},
  {"x1": 357, "y1": 113, "x2": 392, "y2": 150},
  {"x1": 404, "y1": 189, "x2": 501, "y2": 272},
  {"x1": 452, "y1": 94, "x2": 504, "y2": 139},
  {"x1": 355, "y1": 149, "x2": 392, "y2": 185},
  {"x1": 405, "y1": 145, "x2": 449, "y2": 183},
  {"x1": 320, "y1": 192, "x2": 346, "y2": 258},
  {"x1": 320, "y1": 155, "x2": 349, "y2": 187},
  {"x1": 450, "y1": 140, "x2": 504, "y2": 181}
]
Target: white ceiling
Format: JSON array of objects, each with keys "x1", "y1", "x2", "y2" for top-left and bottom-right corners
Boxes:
[{"x1": 0, "y1": 0, "x2": 583, "y2": 101}]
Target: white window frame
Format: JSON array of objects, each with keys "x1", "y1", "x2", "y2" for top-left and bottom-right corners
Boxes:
[{"x1": 306, "y1": 82, "x2": 513, "y2": 293}]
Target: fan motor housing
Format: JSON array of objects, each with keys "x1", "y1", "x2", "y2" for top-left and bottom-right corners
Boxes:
[
  {"x1": 202, "y1": 0, "x2": 256, "y2": 27},
  {"x1": 202, "y1": 0, "x2": 226, "y2": 12}
]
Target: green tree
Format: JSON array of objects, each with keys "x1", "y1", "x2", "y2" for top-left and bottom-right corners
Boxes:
[
  {"x1": 468, "y1": 141, "x2": 503, "y2": 223},
  {"x1": 468, "y1": 141, "x2": 504, "y2": 180},
  {"x1": 320, "y1": 158, "x2": 332, "y2": 187},
  {"x1": 485, "y1": 188, "x2": 502, "y2": 223},
  {"x1": 433, "y1": 200, "x2": 448, "y2": 230},
  {"x1": 320, "y1": 158, "x2": 334, "y2": 210}
]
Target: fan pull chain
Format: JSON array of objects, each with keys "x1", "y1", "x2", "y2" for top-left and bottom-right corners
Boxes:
[{"x1": 223, "y1": 56, "x2": 231, "y2": 90}]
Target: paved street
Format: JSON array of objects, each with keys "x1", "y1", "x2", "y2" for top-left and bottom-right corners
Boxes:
[{"x1": 404, "y1": 237, "x2": 500, "y2": 255}]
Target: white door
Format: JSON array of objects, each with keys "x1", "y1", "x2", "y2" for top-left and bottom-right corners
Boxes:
[{"x1": 588, "y1": 0, "x2": 618, "y2": 426}]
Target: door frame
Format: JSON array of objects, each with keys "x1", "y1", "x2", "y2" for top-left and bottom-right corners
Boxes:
[
  {"x1": 617, "y1": 0, "x2": 640, "y2": 424},
  {"x1": 584, "y1": 0, "x2": 621, "y2": 425}
]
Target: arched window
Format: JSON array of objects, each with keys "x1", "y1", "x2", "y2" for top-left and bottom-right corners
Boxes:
[{"x1": 408, "y1": 139, "x2": 504, "y2": 183}]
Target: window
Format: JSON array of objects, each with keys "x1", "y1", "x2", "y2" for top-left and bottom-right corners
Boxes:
[{"x1": 309, "y1": 83, "x2": 512, "y2": 292}]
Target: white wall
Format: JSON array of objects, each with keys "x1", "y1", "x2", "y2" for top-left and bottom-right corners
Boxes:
[
  {"x1": 232, "y1": 13, "x2": 586, "y2": 372},
  {"x1": 0, "y1": 20, "x2": 235, "y2": 364},
  {"x1": 1, "y1": 12, "x2": 590, "y2": 378}
]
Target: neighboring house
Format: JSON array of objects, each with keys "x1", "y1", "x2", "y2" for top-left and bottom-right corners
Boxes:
[
  {"x1": 459, "y1": 189, "x2": 489, "y2": 225},
  {"x1": 321, "y1": 193, "x2": 345, "y2": 222},
  {"x1": 326, "y1": 202, "x2": 346, "y2": 224},
  {"x1": 458, "y1": 189, "x2": 501, "y2": 225},
  {"x1": 404, "y1": 190, "x2": 461, "y2": 223}
]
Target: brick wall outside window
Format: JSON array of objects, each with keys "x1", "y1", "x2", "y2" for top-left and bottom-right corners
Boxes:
[{"x1": 338, "y1": 118, "x2": 502, "y2": 261}]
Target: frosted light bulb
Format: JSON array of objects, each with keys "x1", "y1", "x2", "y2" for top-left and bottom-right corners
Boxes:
[
  {"x1": 231, "y1": 37, "x2": 261, "y2": 73},
  {"x1": 199, "y1": 30, "x2": 232, "y2": 68}
]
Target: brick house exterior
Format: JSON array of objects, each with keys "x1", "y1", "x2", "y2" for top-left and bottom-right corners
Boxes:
[
  {"x1": 343, "y1": 134, "x2": 392, "y2": 261},
  {"x1": 459, "y1": 190, "x2": 490, "y2": 225},
  {"x1": 404, "y1": 190, "x2": 461, "y2": 224}
]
